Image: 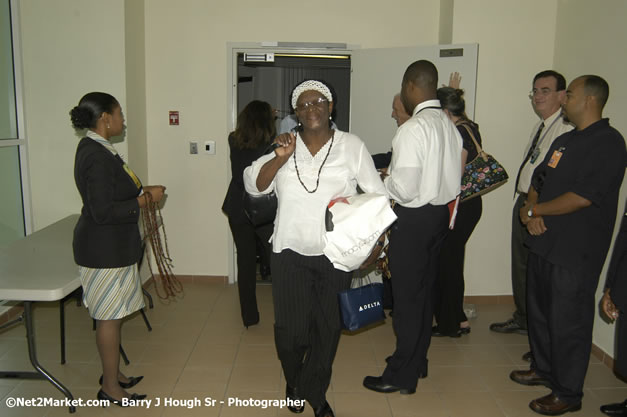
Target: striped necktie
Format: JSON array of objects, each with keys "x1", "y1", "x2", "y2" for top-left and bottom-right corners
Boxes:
[{"x1": 514, "y1": 122, "x2": 544, "y2": 194}]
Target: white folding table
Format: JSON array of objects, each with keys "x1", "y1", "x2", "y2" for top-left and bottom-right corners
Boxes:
[{"x1": 0, "y1": 214, "x2": 80, "y2": 413}]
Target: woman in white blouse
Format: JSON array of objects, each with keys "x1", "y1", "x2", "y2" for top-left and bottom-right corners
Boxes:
[{"x1": 244, "y1": 80, "x2": 386, "y2": 417}]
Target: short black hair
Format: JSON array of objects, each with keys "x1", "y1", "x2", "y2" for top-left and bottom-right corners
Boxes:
[
  {"x1": 403, "y1": 60, "x2": 438, "y2": 92},
  {"x1": 581, "y1": 75, "x2": 609, "y2": 109},
  {"x1": 533, "y1": 70, "x2": 566, "y2": 91},
  {"x1": 70, "y1": 92, "x2": 119, "y2": 130}
]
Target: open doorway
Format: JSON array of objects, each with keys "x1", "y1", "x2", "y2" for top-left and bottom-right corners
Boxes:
[
  {"x1": 232, "y1": 51, "x2": 352, "y2": 285},
  {"x1": 236, "y1": 53, "x2": 352, "y2": 131},
  {"x1": 225, "y1": 43, "x2": 479, "y2": 284}
]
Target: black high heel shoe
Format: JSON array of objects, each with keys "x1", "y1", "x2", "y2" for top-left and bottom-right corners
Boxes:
[
  {"x1": 314, "y1": 401, "x2": 335, "y2": 417},
  {"x1": 97, "y1": 389, "x2": 147, "y2": 407},
  {"x1": 286, "y1": 385, "x2": 305, "y2": 413},
  {"x1": 98, "y1": 374, "x2": 143, "y2": 389}
]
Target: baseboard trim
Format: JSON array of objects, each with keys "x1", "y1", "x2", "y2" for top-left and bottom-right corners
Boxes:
[
  {"x1": 591, "y1": 342, "x2": 615, "y2": 370},
  {"x1": 171, "y1": 275, "x2": 228, "y2": 284},
  {"x1": 464, "y1": 295, "x2": 515, "y2": 305}
]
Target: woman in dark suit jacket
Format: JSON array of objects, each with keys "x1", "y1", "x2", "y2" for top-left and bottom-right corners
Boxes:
[
  {"x1": 222, "y1": 100, "x2": 275, "y2": 327},
  {"x1": 70, "y1": 92, "x2": 165, "y2": 406}
]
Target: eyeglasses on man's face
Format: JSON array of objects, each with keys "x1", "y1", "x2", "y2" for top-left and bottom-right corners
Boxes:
[
  {"x1": 296, "y1": 97, "x2": 328, "y2": 112},
  {"x1": 528, "y1": 88, "x2": 556, "y2": 99}
]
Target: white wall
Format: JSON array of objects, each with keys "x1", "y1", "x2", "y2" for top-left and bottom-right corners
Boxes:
[
  {"x1": 125, "y1": 0, "x2": 148, "y2": 181},
  {"x1": 19, "y1": 0, "x2": 127, "y2": 230},
  {"x1": 142, "y1": 0, "x2": 441, "y2": 275},
  {"x1": 553, "y1": 0, "x2": 627, "y2": 359},
  {"x1": 451, "y1": 0, "x2": 559, "y2": 295}
]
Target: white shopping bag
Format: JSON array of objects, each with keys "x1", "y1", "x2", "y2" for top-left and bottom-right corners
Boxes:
[{"x1": 323, "y1": 193, "x2": 397, "y2": 272}]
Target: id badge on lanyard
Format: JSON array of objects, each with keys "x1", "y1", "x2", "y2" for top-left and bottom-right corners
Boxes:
[
  {"x1": 530, "y1": 148, "x2": 541, "y2": 164},
  {"x1": 530, "y1": 115, "x2": 562, "y2": 165},
  {"x1": 548, "y1": 147, "x2": 566, "y2": 168}
]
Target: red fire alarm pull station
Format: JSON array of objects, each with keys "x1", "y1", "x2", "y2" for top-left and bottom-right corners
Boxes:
[{"x1": 169, "y1": 111, "x2": 179, "y2": 125}]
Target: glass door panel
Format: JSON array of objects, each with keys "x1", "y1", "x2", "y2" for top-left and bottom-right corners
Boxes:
[
  {"x1": 0, "y1": 0, "x2": 25, "y2": 244},
  {"x1": 0, "y1": 0, "x2": 17, "y2": 139},
  {"x1": 0, "y1": 146, "x2": 25, "y2": 245}
]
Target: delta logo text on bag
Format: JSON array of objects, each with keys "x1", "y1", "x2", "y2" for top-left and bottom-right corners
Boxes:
[
  {"x1": 359, "y1": 300, "x2": 381, "y2": 312},
  {"x1": 323, "y1": 193, "x2": 396, "y2": 272},
  {"x1": 338, "y1": 281, "x2": 385, "y2": 331}
]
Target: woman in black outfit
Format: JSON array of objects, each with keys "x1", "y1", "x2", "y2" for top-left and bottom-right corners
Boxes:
[
  {"x1": 432, "y1": 87, "x2": 483, "y2": 337},
  {"x1": 70, "y1": 92, "x2": 165, "y2": 405},
  {"x1": 222, "y1": 100, "x2": 275, "y2": 328}
]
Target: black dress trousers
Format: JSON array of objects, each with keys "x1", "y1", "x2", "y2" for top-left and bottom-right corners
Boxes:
[
  {"x1": 382, "y1": 203, "x2": 449, "y2": 389},
  {"x1": 434, "y1": 196, "x2": 482, "y2": 334},
  {"x1": 527, "y1": 252, "x2": 599, "y2": 404},
  {"x1": 228, "y1": 218, "x2": 273, "y2": 326}
]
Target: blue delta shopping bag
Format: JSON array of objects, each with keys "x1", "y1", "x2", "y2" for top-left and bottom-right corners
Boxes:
[{"x1": 338, "y1": 281, "x2": 385, "y2": 331}]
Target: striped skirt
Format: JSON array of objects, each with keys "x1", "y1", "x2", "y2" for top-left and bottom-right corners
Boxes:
[{"x1": 79, "y1": 264, "x2": 145, "y2": 320}]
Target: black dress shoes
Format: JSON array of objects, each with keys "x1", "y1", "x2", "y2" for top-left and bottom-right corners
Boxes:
[
  {"x1": 509, "y1": 369, "x2": 551, "y2": 388},
  {"x1": 98, "y1": 375, "x2": 143, "y2": 389},
  {"x1": 363, "y1": 375, "x2": 416, "y2": 394},
  {"x1": 431, "y1": 325, "x2": 460, "y2": 338},
  {"x1": 529, "y1": 393, "x2": 581, "y2": 415},
  {"x1": 96, "y1": 389, "x2": 147, "y2": 407},
  {"x1": 314, "y1": 400, "x2": 335, "y2": 417},
  {"x1": 286, "y1": 385, "x2": 305, "y2": 413},
  {"x1": 601, "y1": 399, "x2": 627, "y2": 416},
  {"x1": 522, "y1": 351, "x2": 534, "y2": 363},
  {"x1": 489, "y1": 319, "x2": 528, "y2": 334}
]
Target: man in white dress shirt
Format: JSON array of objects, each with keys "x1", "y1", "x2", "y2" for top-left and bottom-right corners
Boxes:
[
  {"x1": 363, "y1": 60, "x2": 462, "y2": 394},
  {"x1": 490, "y1": 71, "x2": 572, "y2": 342}
]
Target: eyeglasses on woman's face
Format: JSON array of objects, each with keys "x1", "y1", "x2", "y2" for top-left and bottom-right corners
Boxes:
[{"x1": 295, "y1": 97, "x2": 328, "y2": 112}]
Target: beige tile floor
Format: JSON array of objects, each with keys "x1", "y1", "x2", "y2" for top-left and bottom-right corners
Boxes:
[{"x1": 0, "y1": 281, "x2": 625, "y2": 417}]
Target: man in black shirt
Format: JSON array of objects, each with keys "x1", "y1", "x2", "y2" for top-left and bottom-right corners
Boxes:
[{"x1": 509, "y1": 75, "x2": 627, "y2": 415}]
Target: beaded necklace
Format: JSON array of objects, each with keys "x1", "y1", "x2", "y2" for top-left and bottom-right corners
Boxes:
[{"x1": 293, "y1": 131, "x2": 335, "y2": 193}]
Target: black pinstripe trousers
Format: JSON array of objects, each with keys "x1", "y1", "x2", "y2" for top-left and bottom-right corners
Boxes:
[{"x1": 271, "y1": 249, "x2": 352, "y2": 409}]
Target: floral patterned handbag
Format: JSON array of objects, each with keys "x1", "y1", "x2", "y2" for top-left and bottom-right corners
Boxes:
[{"x1": 459, "y1": 123, "x2": 509, "y2": 201}]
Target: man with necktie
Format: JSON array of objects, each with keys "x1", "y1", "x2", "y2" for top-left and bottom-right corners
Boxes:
[
  {"x1": 490, "y1": 71, "x2": 572, "y2": 341},
  {"x1": 512, "y1": 74, "x2": 626, "y2": 415}
]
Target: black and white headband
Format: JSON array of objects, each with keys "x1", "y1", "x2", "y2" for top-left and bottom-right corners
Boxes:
[{"x1": 291, "y1": 80, "x2": 333, "y2": 110}]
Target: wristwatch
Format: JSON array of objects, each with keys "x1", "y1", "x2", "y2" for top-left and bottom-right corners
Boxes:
[{"x1": 527, "y1": 204, "x2": 535, "y2": 218}]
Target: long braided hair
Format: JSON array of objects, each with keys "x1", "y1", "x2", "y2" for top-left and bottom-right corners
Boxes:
[{"x1": 141, "y1": 193, "x2": 182, "y2": 299}]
